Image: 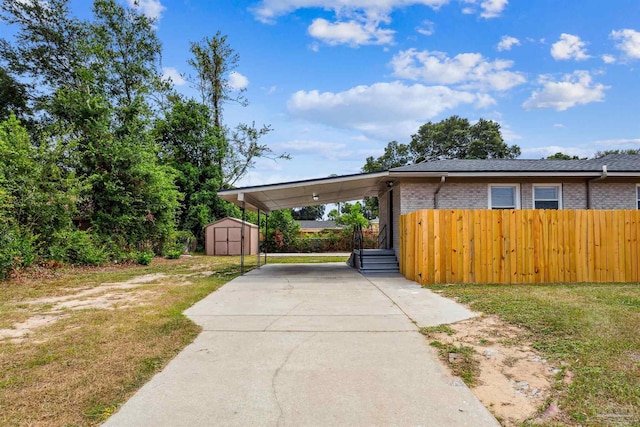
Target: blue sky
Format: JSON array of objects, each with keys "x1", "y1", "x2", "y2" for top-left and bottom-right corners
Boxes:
[{"x1": 9, "y1": 1, "x2": 640, "y2": 186}]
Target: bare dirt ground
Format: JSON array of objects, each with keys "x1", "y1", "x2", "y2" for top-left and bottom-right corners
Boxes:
[
  {"x1": 0, "y1": 271, "x2": 215, "y2": 343},
  {"x1": 428, "y1": 314, "x2": 561, "y2": 426}
]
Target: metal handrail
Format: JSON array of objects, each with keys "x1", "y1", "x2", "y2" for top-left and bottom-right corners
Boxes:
[
  {"x1": 377, "y1": 224, "x2": 387, "y2": 249},
  {"x1": 352, "y1": 224, "x2": 364, "y2": 268}
]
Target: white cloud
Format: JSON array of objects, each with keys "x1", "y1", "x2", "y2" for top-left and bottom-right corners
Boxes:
[
  {"x1": 479, "y1": 0, "x2": 508, "y2": 18},
  {"x1": 250, "y1": 0, "x2": 450, "y2": 24},
  {"x1": 601, "y1": 54, "x2": 616, "y2": 64},
  {"x1": 229, "y1": 71, "x2": 249, "y2": 90},
  {"x1": 416, "y1": 20, "x2": 435, "y2": 36},
  {"x1": 162, "y1": 67, "x2": 186, "y2": 86},
  {"x1": 592, "y1": 138, "x2": 640, "y2": 147},
  {"x1": 522, "y1": 71, "x2": 609, "y2": 111},
  {"x1": 611, "y1": 29, "x2": 640, "y2": 59},
  {"x1": 551, "y1": 33, "x2": 590, "y2": 61},
  {"x1": 460, "y1": 0, "x2": 508, "y2": 18},
  {"x1": 126, "y1": 0, "x2": 165, "y2": 20},
  {"x1": 553, "y1": 123, "x2": 566, "y2": 128},
  {"x1": 497, "y1": 35, "x2": 520, "y2": 51},
  {"x1": 251, "y1": 1, "x2": 506, "y2": 46},
  {"x1": 390, "y1": 49, "x2": 526, "y2": 91},
  {"x1": 308, "y1": 17, "x2": 394, "y2": 46},
  {"x1": 287, "y1": 81, "x2": 486, "y2": 139}
]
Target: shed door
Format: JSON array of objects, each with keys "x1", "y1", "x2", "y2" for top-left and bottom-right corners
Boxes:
[
  {"x1": 214, "y1": 228, "x2": 228, "y2": 255},
  {"x1": 228, "y1": 228, "x2": 242, "y2": 255}
]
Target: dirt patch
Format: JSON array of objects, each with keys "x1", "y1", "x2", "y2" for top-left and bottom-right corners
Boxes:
[
  {"x1": 428, "y1": 315, "x2": 557, "y2": 426},
  {"x1": 0, "y1": 273, "x2": 192, "y2": 343}
]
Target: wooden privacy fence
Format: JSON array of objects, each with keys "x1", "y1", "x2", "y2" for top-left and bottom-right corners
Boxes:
[{"x1": 399, "y1": 209, "x2": 640, "y2": 285}]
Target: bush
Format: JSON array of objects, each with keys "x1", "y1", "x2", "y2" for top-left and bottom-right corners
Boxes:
[
  {"x1": 135, "y1": 251, "x2": 154, "y2": 265},
  {"x1": 47, "y1": 230, "x2": 108, "y2": 266},
  {"x1": 165, "y1": 250, "x2": 182, "y2": 259},
  {"x1": 0, "y1": 225, "x2": 36, "y2": 279}
]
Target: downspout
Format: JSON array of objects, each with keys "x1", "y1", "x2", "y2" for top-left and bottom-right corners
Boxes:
[
  {"x1": 587, "y1": 165, "x2": 608, "y2": 209},
  {"x1": 433, "y1": 175, "x2": 447, "y2": 209}
]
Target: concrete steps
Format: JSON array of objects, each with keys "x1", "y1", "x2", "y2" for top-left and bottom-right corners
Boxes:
[{"x1": 351, "y1": 249, "x2": 400, "y2": 274}]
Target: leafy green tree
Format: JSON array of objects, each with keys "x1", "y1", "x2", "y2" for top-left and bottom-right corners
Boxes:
[
  {"x1": 362, "y1": 140, "x2": 411, "y2": 173},
  {"x1": 0, "y1": 67, "x2": 30, "y2": 122},
  {"x1": 2, "y1": 0, "x2": 180, "y2": 251},
  {"x1": 546, "y1": 152, "x2": 582, "y2": 160},
  {"x1": 291, "y1": 205, "x2": 325, "y2": 220},
  {"x1": 336, "y1": 202, "x2": 369, "y2": 229},
  {"x1": 327, "y1": 208, "x2": 340, "y2": 221},
  {"x1": 0, "y1": 115, "x2": 77, "y2": 275},
  {"x1": 155, "y1": 97, "x2": 235, "y2": 244},
  {"x1": 409, "y1": 116, "x2": 520, "y2": 162},
  {"x1": 593, "y1": 149, "x2": 640, "y2": 158},
  {"x1": 262, "y1": 209, "x2": 299, "y2": 252}
]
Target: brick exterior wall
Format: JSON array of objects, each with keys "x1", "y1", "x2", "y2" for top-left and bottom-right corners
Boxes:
[
  {"x1": 437, "y1": 182, "x2": 487, "y2": 209},
  {"x1": 590, "y1": 181, "x2": 638, "y2": 209},
  {"x1": 393, "y1": 185, "x2": 401, "y2": 252},
  {"x1": 400, "y1": 182, "x2": 436, "y2": 213}
]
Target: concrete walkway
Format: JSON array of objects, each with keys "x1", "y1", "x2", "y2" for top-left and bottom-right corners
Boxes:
[{"x1": 104, "y1": 263, "x2": 499, "y2": 427}]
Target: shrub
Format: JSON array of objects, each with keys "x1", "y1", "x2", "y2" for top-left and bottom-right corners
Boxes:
[
  {"x1": 0, "y1": 225, "x2": 36, "y2": 279},
  {"x1": 165, "y1": 250, "x2": 182, "y2": 259},
  {"x1": 47, "y1": 230, "x2": 108, "y2": 266},
  {"x1": 135, "y1": 251, "x2": 154, "y2": 265}
]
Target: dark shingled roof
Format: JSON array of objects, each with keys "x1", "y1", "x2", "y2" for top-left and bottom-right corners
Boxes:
[{"x1": 390, "y1": 154, "x2": 640, "y2": 173}]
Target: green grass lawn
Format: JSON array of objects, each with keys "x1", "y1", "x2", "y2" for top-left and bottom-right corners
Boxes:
[
  {"x1": 0, "y1": 254, "x2": 348, "y2": 426},
  {"x1": 430, "y1": 282, "x2": 640, "y2": 426}
]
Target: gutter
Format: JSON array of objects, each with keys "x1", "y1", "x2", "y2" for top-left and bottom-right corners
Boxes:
[
  {"x1": 587, "y1": 165, "x2": 608, "y2": 209},
  {"x1": 433, "y1": 175, "x2": 447, "y2": 208}
]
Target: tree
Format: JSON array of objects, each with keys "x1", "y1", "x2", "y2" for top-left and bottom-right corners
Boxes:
[
  {"x1": 291, "y1": 205, "x2": 325, "y2": 220},
  {"x1": 0, "y1": 67, "x2": 30, "y2": 122},
  {"x1": 362, "y1": 141, "x2": 411, "y2": 173},
  {"x1": 546, "y1": 152, "x2": 582, "y2": 160},
  {"x1": 188, "y1": 32, "x2": 247, "y2": 129},
  {"x1": 593, "y1": 149, "x2": 640, "y2": 158},
  {"x1": 186, "y1": 32, "x2": 288, "y2": 187},
  {"x1": 262, "y1": 209, "x2": 299, "y2": 252},
  {"x1": 155, "y1": 96, "x2": 235, "y2": 244},
  {"x1": 336, "y1": 202, "x2": 369, "y2": 229},
  {"x1": 409, "y1": 116, "x2": 520, "y2": 162},
  {"x1": 1, "y1": 0, "x2": 180, "y2": 251},
  {"x1": 0, "y1": 115, "x2": 77, "y2": 275}
]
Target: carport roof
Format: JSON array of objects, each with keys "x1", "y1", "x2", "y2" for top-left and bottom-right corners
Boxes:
[{"x1": 218, "y1": 171, "x2": 391, "y2": 213}]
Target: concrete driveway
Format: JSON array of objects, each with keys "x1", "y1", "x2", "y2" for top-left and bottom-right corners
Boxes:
[{"x1": 104, "y1": 263, "x2": 499, "y2": 427}]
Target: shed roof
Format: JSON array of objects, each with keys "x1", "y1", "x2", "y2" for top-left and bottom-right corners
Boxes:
[{"x1": 205, "y1": 217, "x2": 258, "y2": 228}]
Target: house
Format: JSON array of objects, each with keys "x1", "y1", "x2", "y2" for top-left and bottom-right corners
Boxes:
[
  {"x1": 377, "y1": 154, "x2": 640, "y2": 251},
  {"x1": 218, "y1": 154, "x2": 640, "y2": 279}
]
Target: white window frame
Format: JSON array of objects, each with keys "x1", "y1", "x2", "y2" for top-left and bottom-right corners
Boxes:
[
  {"x1": 488, "y1": 184, "x2": 521, "y2": 209},
  {"x1": 532, "y1": 184, "x2": 563, "y2": 210},
  {"x1": 637, "y1": 184, "x2": 640, "y2": 210}
]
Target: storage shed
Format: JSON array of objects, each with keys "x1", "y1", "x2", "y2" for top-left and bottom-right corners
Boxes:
[{"x1": 204, "y1": 217, "x2": 259, "y2": 256}]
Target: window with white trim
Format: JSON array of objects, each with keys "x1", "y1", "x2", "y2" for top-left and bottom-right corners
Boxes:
[
  {"x1": 533, "y1": 184, "x2": 562, "y2": 209},
  {"x1": 637, "y1": 185, "x2": 640, "y2": 209},
  {"x1": 489, "y1": 185, "x2": 520, "y2": 209}
]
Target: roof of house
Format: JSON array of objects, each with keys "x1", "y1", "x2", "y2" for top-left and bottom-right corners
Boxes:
[
  {"x1": 391, "y1": 154, "x2": 640, "y2": 174},
  {"x1": 298, "y1": 220, "x2": 345, "y2": 230}
]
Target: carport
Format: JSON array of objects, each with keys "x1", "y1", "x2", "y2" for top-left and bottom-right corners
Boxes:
[{"x1": 218, "y1": 171, "x2": 391, "y2": 272}]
